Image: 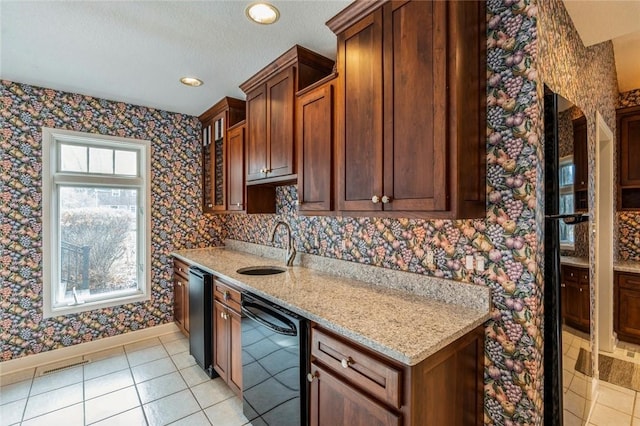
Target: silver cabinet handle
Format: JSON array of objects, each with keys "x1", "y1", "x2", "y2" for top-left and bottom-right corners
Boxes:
[
  {"x1": 371, "y1": 195, "x2": 380, "y2": 204},
  {"x1": 381, "y1": 195, "x2": 391, "y2": 204},
  {"x1": 341, "y1": 357, "x2": 354, "y2": 369},
  {"x1": 307, "y1": 372, "x2": 319, "y2": 383}
]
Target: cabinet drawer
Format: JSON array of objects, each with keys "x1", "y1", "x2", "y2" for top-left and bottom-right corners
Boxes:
[
  {"x1": 311, "y1": 327, "x2": 402, "y2": 409},
  {"x1": 618, "y1": 272, "x2": 640, "y2": 289},
  {"x1": 173, "y1": 258, "x2": 190, "y2": 280},
  {"x1": 214, "y1": 280, "x2": 241, "y2": 312}
]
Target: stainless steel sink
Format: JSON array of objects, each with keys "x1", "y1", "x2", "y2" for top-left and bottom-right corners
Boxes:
[{"x1": 236, "y1": 266, "x2": 287, "y2": 276}]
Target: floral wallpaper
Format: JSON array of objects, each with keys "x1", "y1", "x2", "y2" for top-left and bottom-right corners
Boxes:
[
  {"x1": 618, "y1": 88, "x2": 640, "y2": 109},
  {"x1": 617, "y1": 89, "x2": 640, "y2": 260},
  {"x1": 0, "y1": 80, "x2": 223, "y2": 361}
]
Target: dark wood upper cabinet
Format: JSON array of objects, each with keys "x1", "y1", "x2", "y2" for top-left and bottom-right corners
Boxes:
[
  {"x1": 572, "y1": 116, "x2": 588, "y2": 211},
  {"x1": 240, "y1": 45, "x2": 334, "y2": 186},
  {"x1": 296, "y1": 75, "x2": 336, "y2": 212},
  {"x1": 338, "y1": 9, "x2": 384, "y2": 212},
  {"x1": 327, "y1": 0, "x2": 486, "y2": 219},
  {"x1": 226, "y1": 121, "x2": 245, "y2": 212},
  {"x1": 199, "y1": 97, "x2": 246, "y2": 213},
  {"x1": 617, "y1": 106, "x2": 640, "y2": 210}
]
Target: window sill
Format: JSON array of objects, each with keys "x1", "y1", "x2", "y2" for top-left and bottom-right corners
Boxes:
[
  {"x1": 45, "y1": 290, "x2": 149, "y2": 319},
  {"x1": 560, "y1": 243, "x2": 575, "y2": 251}
]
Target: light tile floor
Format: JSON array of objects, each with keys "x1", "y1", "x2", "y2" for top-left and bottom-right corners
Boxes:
[
  {"x1": 0, "y1": 332, "x2": 251, "y2": 426},
  {"x1": 562, "y1": 327, "x2": 640, "y2": 425}
]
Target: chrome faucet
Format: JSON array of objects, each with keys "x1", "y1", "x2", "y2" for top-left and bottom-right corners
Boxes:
[{"x1": 270, "y1": 221, "x2": 296, "y2": 267}]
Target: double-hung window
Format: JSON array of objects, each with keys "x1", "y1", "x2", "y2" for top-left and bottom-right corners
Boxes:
[
  {"x1": 42, "y1": 128, "x2": 151, "y2": 317},
  {"x1": 559, "y1": 155, "x2": 575, "y2": 250}
]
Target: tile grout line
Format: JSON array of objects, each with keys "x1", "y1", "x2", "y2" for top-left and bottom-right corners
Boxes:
[
  {"x1": 18, "y1": 368, "x2": 36, "y2": 424},
  {"x1": 126, "y1": 343, "x2": 151, "y2": 426}
]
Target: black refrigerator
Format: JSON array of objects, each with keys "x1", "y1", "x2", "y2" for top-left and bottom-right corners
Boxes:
[{"x1": 543, "y1": 87, "x2": 589, "y2": 425}]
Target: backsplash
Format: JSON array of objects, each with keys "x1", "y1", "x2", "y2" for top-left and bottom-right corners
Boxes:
[{"x1": 0, "y1": 80, "x2": 222, "y2": 361}]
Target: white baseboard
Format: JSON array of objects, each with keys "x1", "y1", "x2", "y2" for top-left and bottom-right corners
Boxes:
[{"x1": 0, "y1": 322, "x2": 181, "y2": 377}]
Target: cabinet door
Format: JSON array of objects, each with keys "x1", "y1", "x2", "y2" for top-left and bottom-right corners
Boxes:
[
  {"x1": 336, "y1": 9, "x2": 384, "y2": 212},
  {"x1": 561, "y1": 267, "x2": 582, "y2": 328},
  {"x1": 174, "y1": 276, "x2": 185, "y2": 333},
  {"x1": 246, "y1": 86, "x2": 268, "y2": 181},
  {"x1": 227, "y1": 124, "x2": 245, "y2": 211},
  {"x1": 213, "y1": 300, "x2": 229, "y2": 382},
  {"x1": 573, "y1": 117, "x2": 588, "y2": 191},
  {"x1": 382, "y1": 0, "x2": 447, "y2": 212},
  {"x1": 202, "y1": 113, "x2": 227, "y2": 212},
  {"x1": 615, "y1": 273, "x2": 640, "y2": 343},
  {"x1": 297, "y1": 82, "x2": 334, "y2": 211},
  {"x1": 578, "y1": 269, "x2": 591, "y2": 330},
  {"x1": 620, "y1": 113, "x2": 640, "y2": 186},
  {"x1": 309, "y1": 363, "x2": 401, "y2": 426},
  {"x1": 228, "y1": 308, "x2": 242, "y2": 396},
  {"x1": 267, "y1": 67, "x2": 296, "y2": 178}
]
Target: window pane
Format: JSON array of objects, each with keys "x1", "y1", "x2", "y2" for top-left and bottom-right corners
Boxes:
[
  {"x1": 60, "y1": 144, "x2": 87, "y2": 172},
  {"x1": 89, "y1": 147, "x2": 114, "y2": 174},
  {"x1": 559, "y1": 194, "x2": 574, "y2": 214},
  {"x1": 58, "y1": 186, "x2": 138, "y2": 305},
  {"x1": 559, "y1": 163, "x2": 574, "y2": 187},
  {"x1": 559, "y1": 222, "x2": 575, "y2": 244},
  {"x1": 114, "y1": 150, "x2": 138, "y2": 176}
]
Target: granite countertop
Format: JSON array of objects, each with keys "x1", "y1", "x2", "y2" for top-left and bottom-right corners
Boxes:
[
  {"x1": 560, "y1": 256, "x2": 640, "y2": 273},
  {"x1": 173, "y1": 243, "x2": 491, "y2": 366}
]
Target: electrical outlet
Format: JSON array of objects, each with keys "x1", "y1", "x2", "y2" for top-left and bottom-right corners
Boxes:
[
  {"x1": 426, "y1": 249, "x2": 434, "y2": 266},
  {"x1": 341, "y1": 240, "x2": 346, "y2": 251},
  {"x1": 465, "y1": 255, "x2": 474, "y2": 270},
  {"x1": 475, "y1": 255, "x2": 485, "y2": 272},
  {"x1": 635, "y1": 237, "x2": 640, "y2": 246}
]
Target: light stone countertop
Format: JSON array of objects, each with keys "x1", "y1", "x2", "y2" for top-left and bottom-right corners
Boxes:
[
  {"x1": 560, "y1": 256, "x2": 640, "y2": 274},
  {"x1": 173, "y1": 242, "x2": 491, "y2": 366}
]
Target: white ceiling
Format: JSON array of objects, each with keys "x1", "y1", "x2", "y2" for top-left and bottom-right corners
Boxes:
[
  {"x1": 3, "y1": 1, "x2": 638, "y2": 117},
  {"x1": 563, "y1": 0, "x2": 640, "y2": 92},
  {"x1": 0, "y1": 1, "x2": 350, "y2": 116}
]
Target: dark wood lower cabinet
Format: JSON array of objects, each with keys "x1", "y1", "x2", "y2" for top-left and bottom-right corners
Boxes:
[
  {"x1": 310, "y1": 363, "x2": 401, "y2": 426},
  {"x1": 615, "y1": 272, "x2": 640, "y2": 345},
  {"x1": 560, "y1": 265, "x2": 590, "y2": 333},
  {"x1": 173, "y1": 258, "x2": 190, "y2": 337},
  {"x1": 309, "y1": 325, "x2": 484, "y2": 426},
  {"x1": 213, "y1": 279, "x2": 242, "y2": 396}
]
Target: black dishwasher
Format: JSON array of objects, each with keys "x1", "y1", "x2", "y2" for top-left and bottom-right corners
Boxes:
[
  {"x1": 188, "y1": 267, "x2": 216, "y2": 378},
  {"x1": 241, "y1": 292, "x2": 309, "y2": 426}
]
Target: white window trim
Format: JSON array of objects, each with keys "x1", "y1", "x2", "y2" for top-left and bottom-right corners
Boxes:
[
  {"x1": 42, "y1": 127, "x2": 151, "y2": 318},
  {"x1": 559, "y1": 155, "x2": 575, "y2": 251}
]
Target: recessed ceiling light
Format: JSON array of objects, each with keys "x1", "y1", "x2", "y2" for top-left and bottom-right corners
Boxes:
[
  {"x1": 180, "y1": 77, "x2": 203, "y2": 87},
  {"x1": 245, "y1": 2, "x2": 280, "y2": 25}
]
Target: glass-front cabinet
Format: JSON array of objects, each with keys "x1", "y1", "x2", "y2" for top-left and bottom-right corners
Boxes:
[{"x1": 199, "y1": 97, "x2": 246, "y2": 213}]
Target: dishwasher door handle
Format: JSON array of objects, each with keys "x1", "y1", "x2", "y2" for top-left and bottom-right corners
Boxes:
[{"x1": 241, "y1": 302, "x2": 297, "y2": 336}]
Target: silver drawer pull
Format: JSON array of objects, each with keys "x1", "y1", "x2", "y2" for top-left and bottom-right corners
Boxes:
[{"x1": 341, "y1": 357, "x2": 354, "y2": 369}]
